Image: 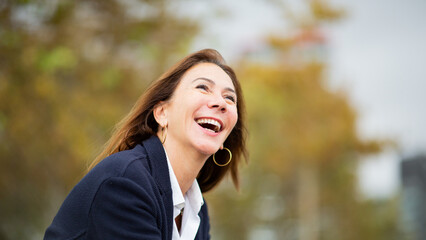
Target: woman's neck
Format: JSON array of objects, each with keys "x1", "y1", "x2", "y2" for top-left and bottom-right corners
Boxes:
[{"x1": 163, "y1": 141, "x2": 208, "y2": 195}]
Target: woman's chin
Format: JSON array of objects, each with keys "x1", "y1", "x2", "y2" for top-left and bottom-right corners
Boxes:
[{"x1": 194, "y1": 143, "x2": 220, "y2": 157}]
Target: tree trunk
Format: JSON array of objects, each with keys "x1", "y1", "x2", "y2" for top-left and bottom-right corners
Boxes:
[{"x1": 298, "y1": 163, "x2": 319, "y2": 240}]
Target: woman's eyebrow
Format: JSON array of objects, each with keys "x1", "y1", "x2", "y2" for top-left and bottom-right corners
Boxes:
[
  {"x1": 192, "y1": 77, "x2": 215, "y2": 84},
  {"x1": 192, "y1": 77, "x2": 236, "y2": 93}
]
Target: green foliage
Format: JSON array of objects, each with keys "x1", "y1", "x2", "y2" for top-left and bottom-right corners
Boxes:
[
  {"x1": 38, "y1": 47, "x2": 77, "y2": 73},
  {"x1": 310, "y1": 0, "x2": 346, "y2": 22}
]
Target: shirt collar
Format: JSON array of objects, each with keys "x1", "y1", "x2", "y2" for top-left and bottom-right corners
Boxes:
[{"x1": 185, "y1": 178, "x2": 204, "y2": 215}]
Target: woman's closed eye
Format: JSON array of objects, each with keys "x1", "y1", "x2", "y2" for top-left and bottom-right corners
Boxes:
[
  {"x1": 224, "y1": 95, "x2": 236, "y2": 104},
  {"x1": 196, "y1": 84, "x2": 209, "y2": 91},
  {"x1": 197, "y1": 84, "x2": 236, "y2": 103}
]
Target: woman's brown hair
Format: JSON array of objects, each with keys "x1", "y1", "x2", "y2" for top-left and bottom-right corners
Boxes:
[{"x1": 89, "y1": 49, "x2": 247, "y2": 192}]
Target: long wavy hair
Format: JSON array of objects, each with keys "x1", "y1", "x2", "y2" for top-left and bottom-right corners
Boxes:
[{"x1": 89, "y1": 49, "x2": 247, "y2": 192}]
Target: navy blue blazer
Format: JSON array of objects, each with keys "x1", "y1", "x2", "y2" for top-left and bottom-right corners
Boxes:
[{"x1": 44, "y1": 135, "x2": 210, "y2": 239}]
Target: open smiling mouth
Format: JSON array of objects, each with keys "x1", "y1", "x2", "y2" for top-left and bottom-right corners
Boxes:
[{"x1": 196, "y1": 118, "x2": 222, "y2": 133}]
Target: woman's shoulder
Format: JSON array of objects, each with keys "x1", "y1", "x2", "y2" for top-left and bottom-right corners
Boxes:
[
  {"x1": 44, "y1": 143, "x2": 165, "y2": 239},
  {"x1": 91, "y1": 135, "x2": 165, "y2": 180},
  {"x1": 65, "y1": 144, "x2": 154, "y2": 206},
  {"x1": 91, "y1": 144, "x2": 151, "y2": 179}
]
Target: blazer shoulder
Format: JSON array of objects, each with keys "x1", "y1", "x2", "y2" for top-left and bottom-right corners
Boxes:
[
  {"x1": 44, "y1": 143, "x2": 159, "y2": 239},
  {"x1": 91, "y1": 144, "x2": 150, "y2": 177}
]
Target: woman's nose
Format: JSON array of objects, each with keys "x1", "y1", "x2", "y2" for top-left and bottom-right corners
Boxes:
[{"x1": 208, "y1": 95, "x2": 227, "y2": 112}]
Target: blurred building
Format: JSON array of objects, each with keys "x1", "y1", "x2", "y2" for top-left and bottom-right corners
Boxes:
[{"x1": 400, "y1": 155, "x2": 426, "y2": 240}]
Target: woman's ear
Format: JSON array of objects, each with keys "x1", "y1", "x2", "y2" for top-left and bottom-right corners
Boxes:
[{"x1": 153, "y1": 102, "x2": 168, "y2": 127}]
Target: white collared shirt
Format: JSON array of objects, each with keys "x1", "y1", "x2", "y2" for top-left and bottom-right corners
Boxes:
[{"x1": 164, "y1": 148, "x2": 204, "y2": 240}]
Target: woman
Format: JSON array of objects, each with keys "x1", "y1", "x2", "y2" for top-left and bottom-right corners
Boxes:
[{"x1": 44, "y1": 49, "x2": 247, "y2": 239}]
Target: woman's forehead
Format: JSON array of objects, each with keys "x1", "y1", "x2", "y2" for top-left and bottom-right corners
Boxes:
[{"x1": 181, "y1": 63, "x2": 235, "y2": 89}]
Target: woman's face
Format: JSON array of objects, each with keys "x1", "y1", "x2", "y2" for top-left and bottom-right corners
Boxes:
[{"x1": 162, "y1": 63, "x2": 238, "y2": 157}]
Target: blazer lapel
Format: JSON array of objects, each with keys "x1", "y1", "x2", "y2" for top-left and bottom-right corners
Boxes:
[{"x1": 142, "y1": 135, "x2": 174, "y2": 239}]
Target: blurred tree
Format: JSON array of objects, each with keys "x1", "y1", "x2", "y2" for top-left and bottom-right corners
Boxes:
[
  {"x1": 0, "y1": 0, "x2": 404, "y2": 239},
  {"x1": 205, "y1": 1, "x2": 401, "y2": 240},
  {"x1": 0, "y1": 0, "x2": 198, "y2": 239}
]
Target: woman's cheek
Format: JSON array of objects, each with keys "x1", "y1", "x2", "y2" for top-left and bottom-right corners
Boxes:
[{"x1": 230, "y1": 110, "x2": 238, "y2": 128}]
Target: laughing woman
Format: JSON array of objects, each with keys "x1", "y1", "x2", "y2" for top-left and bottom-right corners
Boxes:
[{"x1": 44, "y1": 49, "x2": 247, "y2": 240}]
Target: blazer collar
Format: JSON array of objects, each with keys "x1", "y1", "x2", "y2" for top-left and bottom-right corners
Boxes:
[
  {"x1": 142, "y1": 135, "x2": 174, "y2": 238},
  {"x1": 142, "y1": 135, "x2": 172, "y2": 192}
]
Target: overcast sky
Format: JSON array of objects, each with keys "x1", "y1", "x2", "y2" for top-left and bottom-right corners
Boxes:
[
  {"x1": 328, "y1": 0, "x2": 426, "y2": 198},
  {"x1": 185, "y1": 0, "x2": 426, "y2": 198}
]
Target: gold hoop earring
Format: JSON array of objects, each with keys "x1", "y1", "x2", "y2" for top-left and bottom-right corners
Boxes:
[
  {"x1": 161, "y1": 125, "x2": 167, "y2": 144},
  {"x1": 213, "y1": 147, "x2": 232, "y2": 167}
]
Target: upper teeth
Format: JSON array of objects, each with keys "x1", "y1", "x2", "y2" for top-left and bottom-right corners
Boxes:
[{"x1": 196, "y1": 118, "x2": 222, "y2": 131}]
